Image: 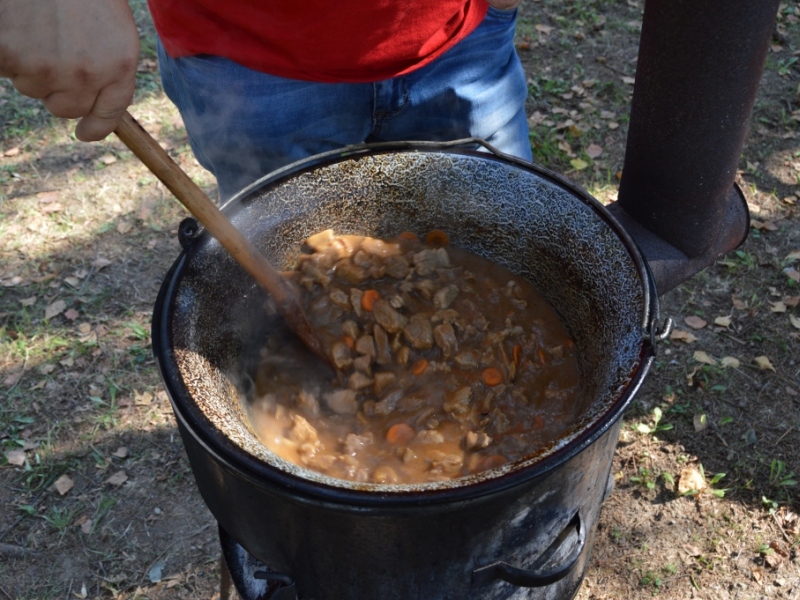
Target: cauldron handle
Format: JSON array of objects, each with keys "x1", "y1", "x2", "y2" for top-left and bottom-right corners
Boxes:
[{"x1": 471, "y1": 512, "x2": 585, "y2": 589}]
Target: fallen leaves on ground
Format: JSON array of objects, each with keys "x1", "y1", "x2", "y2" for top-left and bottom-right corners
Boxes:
[
  {"x1": 670, "y1": 329, "x2": 698, "y2": 343},
  {"x1": 753, "y1": 356, "x2": 776, "y2": 371},
  {"x1": 677, "y1": 466, "x2": 706, "y2": 496},
  {"x1": 54, "y1": 474, "x2": 74, "y2": 495},
  {"x1": 107, "y1": 470, "x2": 128, "y2": 486},
  {"x1": 44, "y1": 299, "x2": 67, "y2": 320},
  {"x1": 684, "y1": 315, "x2": 707, "y2": 329},
  {"x1": 693, "y1": 350, "x2": 717, "y2": 365}
]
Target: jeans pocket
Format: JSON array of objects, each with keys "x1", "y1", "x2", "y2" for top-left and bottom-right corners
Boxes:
[{"x1": 485, "y1": 6, "x2": 518, "y2": 21}]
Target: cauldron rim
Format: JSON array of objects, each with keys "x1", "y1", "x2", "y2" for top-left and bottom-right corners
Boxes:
[{"x1": 152, "y1": 141, "x2": 659, "y2": 508}]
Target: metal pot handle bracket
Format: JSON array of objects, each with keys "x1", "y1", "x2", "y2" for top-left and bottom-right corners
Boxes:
[{"x1": 471, "y1": 512, "x2": 585, "y2": 589}]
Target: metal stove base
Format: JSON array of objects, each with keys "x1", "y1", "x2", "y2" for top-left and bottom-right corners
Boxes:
[{"x1": 218, "y1": 524, "x2": 585, "y2": 600}]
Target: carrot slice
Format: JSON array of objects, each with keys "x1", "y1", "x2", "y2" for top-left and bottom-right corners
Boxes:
[
  {"x1": 342, "y1": 335, "x2": 355, "y2": 349},
  {"x1": 361, "y1": 289, "x2": 380, "y2": 312},
  {"x1": 425, "y1": 229, "x2": 450, "y2": 247},
  {"x1": 410, "y1": 358, "x2": 428, "y2": 375},
  {"x1": 513, "y1": 345, "x2": 522, "y2": 367},
  {"x1": 536, "y1": 347, "x2": 547, "y2": 365},
  {"x1": 398, "y1": 231, "x2": 420, "y2": 242},
  {"x1": 386, "y1": 423, "x2": 415, "y2": 445},
  {"x1": 481, "y1": 367, "x2": 503, "y2": 386}
]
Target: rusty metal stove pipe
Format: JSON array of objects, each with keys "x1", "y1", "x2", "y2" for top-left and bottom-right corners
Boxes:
[{"x1": 609, "y1": 0, "x2": 780, "y2": 294}]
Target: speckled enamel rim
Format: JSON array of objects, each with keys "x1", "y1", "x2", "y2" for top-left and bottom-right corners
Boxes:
[{"x1": 152, "y1": 140, "x2": 659, "y2": 507}]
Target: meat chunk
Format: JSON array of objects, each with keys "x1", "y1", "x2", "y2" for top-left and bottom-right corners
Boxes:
[
  {"x1": 373, "y1": 371, "x2": 396, "y2": 395},
  {"x1": 353, "y1": 354, "x2": 373, "y2": 375},
  {"x1": 372, "y1": 299, "x2": 408, "y2": 333},
  {"x1": 296, "y1": 389, "x2": 320, "y2": 417},
  {"x1": 348, "y1": 371, "x2": 374, "y2": 391},
  {"x1": 373, "y1": 325, "x2": 393, "y2": 365},
  {"x1": 433, "y1": 284, "x2": 459, "y2": 310},
  {"x1": 454, "y1": 350, "x2": 480, "y2": 369},
  {"x1": 324, "y1": 389, "x2": 359, "y2": 415},
  {"x1": 330, "y1": 341, "x2": 353, "y2": 370},
  {"x1": 341, "y1": 319, "x2": 360, "y2": 340},
  {"x1": 412, "y1": 249, "x2": 439, "y2": 276},
  {"x1": 433, "y1": 323, "x2": 457, "y2": 358},
  {"x1": 443, "y1": 386, "x2": 472, "y2": 415},
  {"x1": 344, "y1": 432, "x2": 373, "y2": 454},
  {"x1": 329, "y1": 287, "x2": 351, "y2": 310},
  {"x1": 403, "y1": 315, "x2": 433, "y2": 350},
  {"x1": 349, "y1": 288, "x2": 364, "y2": 317},
  {"x1": 463, "y1": 431, "x2": 493, "y2": 451},
  {"x1": 335, "y1": 259, "x2": 368, "y2": 284},
  {"x1": 289, "y1": 415, "x2": 319, "y2": 444},
  {"x1": 416, "y1": 429, "x2": 445, "y2": 444},
  {"x1": 374, "y1": 389, "x2": 403, "y2": 415},
  {"x1": 355, "y1": 334, "x2": 376, "y2": 357},
  {"x1": 385, "y1": 255, "x2": 411, "y2": 279}
]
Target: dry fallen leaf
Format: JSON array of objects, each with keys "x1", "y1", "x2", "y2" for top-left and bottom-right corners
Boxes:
[
  {"x1": 678, "y1": 466, "x2": 706, "y2": 496},
  {"x1": 19, "y1": 296, "x2": 36, "y2": 307},
  {"x1": 752, "y1": 566, "x2": 764, "y2": 583},
  {"x1": 693, "y1": 413, "x2": 708, "y2": 432},
  {"x1": 64, "y1": 308, "x2": 79, "y2": 321},
  {"x1": 786, "y1": 250, "x2": 800, "y2": 261},
  {"x1": 765, "y1": 552, "x2": 783, "y2": 570},
  {"x1": 44, "y1": 299, "x2": 67, "y2": 320},
  {"x1": 785, "y1": 296, "x2": 800, "y2": 307},
  {"x1": 92, "y1": 257, "x2": 112, "y2": 270},
  {"x1": 570, "y1": 158, "x2": 588, "y2": 171},
  {"x1": 732, "y1": 296, "x2": 748, "y2": 310},
  {"x1": 684, "y1": 316, "x2": 707, "y2": 330},
  {"x1": 54, "y1": 474, "x2": 74, "y2": 496},
  {"x1": 77, "y1": 323, "x2": 92, "y2": 335},
  {"x1": 98, "y1": 153, "x2": 117, "y2": 165},
  {"x1": 683, "y1": 544, "x2": 703, "y2": 557},
  {"x1": 786, "y1": 268, "x2": 800, "y2": 283},
  {"x1": 790, "y1": 314, "x2": 800, "y2": 330},
  {"x1": 80, "y1": 518, "x2": 93, "y2": 535},
  {"x1": 693, "y1": 350, "x2": 717, "y2": 365},
  {"x1": 112, "y1": 446, "x2": 129, "y2": 459},
  {"x1": 5, "y1": 449, "x2": 26, "y2": 466},
  {"x1": 754, "y1": 356, "x2": 776, "y2": 372},
  {"x1": 134, "y1": 390, "x2": 153, "y2": 406},
  {"x1": 585, "y1": 143, "x2": 603, "y2": 158},
  {"x1": 670, "y1": 329, "x2": 698, "y2": 343},
  {"x1": 107, "y1": 470, "x2": 128, "y2": 486},
  {"x1": 720, "y1": 356, "x2": 741, "y2": 369},
  {"x1": 621, "y1": 76, "x2": 636, "y2": 85},
  {"x1": 714, "y1": 316, "x2": 732, "y2": 327},
  {"x1": 535, "y1": 24, "x2": 553, "y2": 34},
  {"x1": 770, "y1": 301, "x2": 787, "y2": 313},
  {"x1": 116, "y1": 221, "x2": 133, "y2": 235}
]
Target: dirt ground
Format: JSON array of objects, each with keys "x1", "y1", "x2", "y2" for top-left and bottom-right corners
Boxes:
[{"x1": 1, "y1": 1, "x2": 799, "y2": 598}]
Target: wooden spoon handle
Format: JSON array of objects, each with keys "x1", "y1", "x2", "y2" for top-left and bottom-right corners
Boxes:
[{"x1": 114, "y1": 111, "x2": 329, "y2": 363}]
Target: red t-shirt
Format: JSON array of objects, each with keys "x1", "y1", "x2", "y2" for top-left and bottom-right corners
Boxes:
[{"x1": 149, "y1": 1, "x2": 490, "y2": 83}]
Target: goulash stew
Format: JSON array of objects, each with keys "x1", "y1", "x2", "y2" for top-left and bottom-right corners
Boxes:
[{"x1": 248, "y1": 230, "x2": 580, "y2": 484}]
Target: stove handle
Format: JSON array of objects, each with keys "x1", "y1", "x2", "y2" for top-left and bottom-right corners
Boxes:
[{"x1": 471, "y1": 511, "x2": 585, "y2": 588}]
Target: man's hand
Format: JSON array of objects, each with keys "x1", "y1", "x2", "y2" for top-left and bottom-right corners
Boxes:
[{"x1": 0, "y1": 0, "x2": 140, "y2": 141}]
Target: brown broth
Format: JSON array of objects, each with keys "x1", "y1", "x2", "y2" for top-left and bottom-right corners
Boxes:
[{"x1": 248, "y1": 231, "x2": 581, "y2": 484}]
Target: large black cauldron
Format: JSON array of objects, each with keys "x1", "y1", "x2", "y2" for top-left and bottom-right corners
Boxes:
[{"x1": 152, "y1": 142, "x2": 661, "y2": 599}]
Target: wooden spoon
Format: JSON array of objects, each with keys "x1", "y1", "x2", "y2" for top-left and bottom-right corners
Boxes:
[{"x1": 115, "y1": 111, "x2": 330, "y2": 364}]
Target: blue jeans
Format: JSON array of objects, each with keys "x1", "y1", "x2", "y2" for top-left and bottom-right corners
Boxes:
[{"x1": 159, "y1": 7, "x2": 531, "y2": 201}]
